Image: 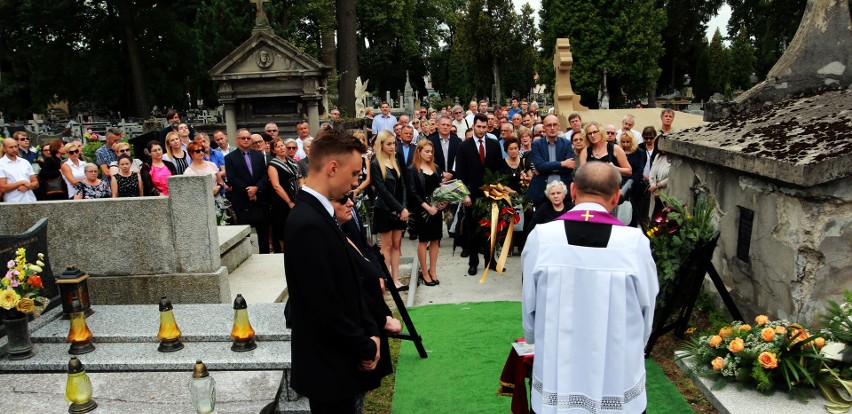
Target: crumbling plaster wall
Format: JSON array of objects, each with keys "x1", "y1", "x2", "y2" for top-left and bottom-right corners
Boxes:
[{"x1": 668, "y1": 155, "x2": 852, "y2": 325}]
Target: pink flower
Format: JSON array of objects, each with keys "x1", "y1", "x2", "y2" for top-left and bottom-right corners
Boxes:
[
  {"x1": 10, "y1": 279, "x2": 19, "y2": 288},
  {"x1": 6, "y1": 260, "x2": 14, "y2": 268}
]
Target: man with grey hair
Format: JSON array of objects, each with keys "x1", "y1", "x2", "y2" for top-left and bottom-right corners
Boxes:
[
  {"x1": 522, "y1": 161, "x2": 658, "y2": 414},
  {"x1": 660, "y1": 109, "x2": 675, "y2": 134},
  {"x1": 452, "y1": 105, "x2": 470, "y2": 139},
  {"x1": 265, "y1": 123, "x2": 280, "y2": 139},
  {"x1": 294, "y1": 120, "x2": 311, "y2": 160},
  {"x1": 615, "y1": 114, "x2": 641, "y2": 144}
]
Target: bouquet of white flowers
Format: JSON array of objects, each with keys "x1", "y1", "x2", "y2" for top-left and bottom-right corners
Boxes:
[{"x1": 429, "y1": 179, "x2": 469, "y2": 207}]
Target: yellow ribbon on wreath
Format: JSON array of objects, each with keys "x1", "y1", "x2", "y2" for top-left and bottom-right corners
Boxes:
[{"x1": 479, "y1": 183, "x2": 514, "y2": 283}]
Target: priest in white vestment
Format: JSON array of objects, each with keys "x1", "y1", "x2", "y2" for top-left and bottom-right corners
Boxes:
[{"x1": 522, "y1": 162, "x2": 658, "y2": 414}]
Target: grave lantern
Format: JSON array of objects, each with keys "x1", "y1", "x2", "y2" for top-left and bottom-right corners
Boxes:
[
  {"x1": 67, "y1": 299, "x2": 95, "y2": 355},
  {"x1": 56, "y1": 266, "x2": 94, "y2": 319},
  {"x1": 65, "y1": 356, "x2": 98, "y2": 413},
  {"x1": 230, "y1": 294, "x2": 257, "y2": 352},
  {"x1": 157, "y1": 296, "x2": 184, "y2": 352},
  {"x1": 188, "y1": 360, "x2": 216, "y2": 414}
]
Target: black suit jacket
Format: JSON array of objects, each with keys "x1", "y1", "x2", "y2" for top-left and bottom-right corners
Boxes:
[
  {"x1": 224, "y1": 149, "x2": 268, "y2": 208},
  {"x1": 455, "y1": 135, "x2": 503, "y2": 200},
  {"x1": 428, "y1": 132, "x2": 462, "y2": 177},
  {"x1": 637, "y1": 142, "x2": 659, "y2": 170},
  {"x1": 396, "y1": 141, "x2": 416, "y2": 168},
  {"x1": 284, "y1": 191, "x2": 380, "y2": 401}
]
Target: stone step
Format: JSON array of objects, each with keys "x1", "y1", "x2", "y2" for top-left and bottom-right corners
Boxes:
[
  {"x1": 0, "y1": 341, "x2": 292, "y2": 372},
  {"x1": 219, "y1": 225, "x2": 253, "y2": 273},
  {"x1": 229, "y1": 254, "x2": 287, "y2": 304},
  {"x1": 30, "y1": 304, "x2": 289, "y2": 343}
]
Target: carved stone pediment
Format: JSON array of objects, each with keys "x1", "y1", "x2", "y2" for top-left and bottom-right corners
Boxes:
[{"x1": 209, "y1": 31, "x2": 330, "y2": 81}]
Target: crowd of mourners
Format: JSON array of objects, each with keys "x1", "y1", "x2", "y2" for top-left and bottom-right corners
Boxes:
[{"x1": 0, "y1": 102, "x2": 675, "y2": 288}]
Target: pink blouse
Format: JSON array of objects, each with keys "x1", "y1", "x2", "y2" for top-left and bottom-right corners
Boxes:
[{"x1": 150, "y1": 164, "x2": 172, "y2": 196}]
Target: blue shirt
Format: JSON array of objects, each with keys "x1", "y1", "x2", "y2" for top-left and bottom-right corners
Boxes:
[
  {"x1": 95, "y1": 145, "x2": 117, "y2": 169},
  {"x1": 507, "y1": 108, "x2": 522, "y2": 119},
  {"x1": 206, "y1": 149, "x2": 226, "y2": 169},
  {"x1": 372, "y1": 114, "x2": 397, "y2": 135}
]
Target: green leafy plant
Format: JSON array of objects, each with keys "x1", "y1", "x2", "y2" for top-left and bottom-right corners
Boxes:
[{"x1": 644, "y1": 192, "x2": 716, "y2": 309}]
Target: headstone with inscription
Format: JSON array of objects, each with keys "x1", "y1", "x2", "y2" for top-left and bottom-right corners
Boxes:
[{"x1": 0, "y1": 219, "x2": 60, "y2": 333}]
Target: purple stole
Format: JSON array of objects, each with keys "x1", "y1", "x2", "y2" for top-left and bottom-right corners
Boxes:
[{"x1": 556, "y1": 209, "x2": 624, "y2": 226}]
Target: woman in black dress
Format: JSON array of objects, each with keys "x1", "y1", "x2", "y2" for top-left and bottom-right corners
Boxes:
[
  {"x1": 38, "y1": 139, "x2": 68, "y2": 200},
  {"x1": 111, "y1": 154, "x2": 143, "y2": 197},
  {"x1": 618, "y1": 131, "x2": 647, "y2": 227},
  {"x1": 332, "y1": 195, "x2": 400, "y2": 394},
  {"x1": 408, "y1": 140, "x2": 446, "y2": 286},
  {"x1": 267, "y1": 138, "x2": 302, "y2": 253},
  {"x1": 370, "y1": 130, "x2": 409, "y2": 291},
  {"x1": 499, "y1": 136, "x2": 529, "y2": 193}
]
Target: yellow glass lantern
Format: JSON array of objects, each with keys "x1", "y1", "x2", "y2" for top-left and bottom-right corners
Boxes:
[
  {"x1": 65, "y1": 357, "x2": 98, "y2": 413},
  {"x1": 230, "y1": 294, "x2": 257, "y2": 352},
  {"x1": 157, "y1": 296, "x2": 184, "y2": 352}
]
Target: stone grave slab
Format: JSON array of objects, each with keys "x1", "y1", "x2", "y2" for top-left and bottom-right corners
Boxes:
[{"x1": 30, "y1": 303, "x2": 289, "y2": 343}]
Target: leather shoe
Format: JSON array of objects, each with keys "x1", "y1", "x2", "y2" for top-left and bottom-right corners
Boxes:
[
  {"x1": 467, "y1": 265, "x2": 477, "y2": 275},
  {"x1": 396, "y1": 285, "x2": 409, "y2": 292},
  {"x1": 460, "y1": 249, "x2": 470, "y2": 258}
]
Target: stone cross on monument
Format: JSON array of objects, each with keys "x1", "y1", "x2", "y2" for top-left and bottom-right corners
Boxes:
[{"x1": 250, "y1": 0, "x2": 270, "y2": 27}]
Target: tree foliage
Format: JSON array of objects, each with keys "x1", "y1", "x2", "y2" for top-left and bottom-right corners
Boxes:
[
  {"x1": 726, "y1": 0, "x2": 807, "y2": 79},
  {"x1": 656, "y1": 0, "x2": 724, "y2": 95},
  {"x1": 537, "y1": 0, "x2": 665, "y2": 108}
]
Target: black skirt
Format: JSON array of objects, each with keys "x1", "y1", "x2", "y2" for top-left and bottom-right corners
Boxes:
[{"x1": 374, "y1": 208, "x2": 407, "y2": 233}]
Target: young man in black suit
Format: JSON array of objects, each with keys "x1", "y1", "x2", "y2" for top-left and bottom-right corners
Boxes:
[
  {"x1": 225, "y1": 128, "x2": 271, "y2": 253},
  {"x1": 455, "y1": 113, "x2": 504, "y2": 275},
  {"x1": 284, "y1": 127, "x2": 381, "y2": 413}
]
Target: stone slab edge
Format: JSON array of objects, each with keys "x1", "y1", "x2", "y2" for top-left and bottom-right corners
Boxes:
[
  {"x1": 219, "y1": 225, "x2": 251, "y2": 254},
  {"x1": 88, "y1": 266, "x2": 231, "y2": 305},
  {"x1": 674, "y1": 351, "x2": 825, "y2": 414},
  {"x1": 660, "y1": 137, "x2": 852, "y2": 188},
  {"x1": 0, "y1": 341, "x2": 291, "y2": 372}
]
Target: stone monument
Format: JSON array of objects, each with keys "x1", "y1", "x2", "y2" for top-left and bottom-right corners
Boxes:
[
  {"x1": 552, "y1": 38, "x2": 588, "y2": 127},
  {"x1": 660, "y1": 0, "x2": 852, "y2": 324},
  {"x1": 208, "y1": 0, "x2": 331, "y2": 140},
  {"x1": 404, "y1": 71, "x2": 415, "y2": 115},
  {"x1": 354, "y1": 76, "x2": 369, "y2": 118}
]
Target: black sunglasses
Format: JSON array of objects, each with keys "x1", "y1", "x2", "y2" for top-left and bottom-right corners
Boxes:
[
  {"x1": 194, "y1": 149, "x2": 204, "y2": 154},
  {"x1": 68, "y1": 149, "x2": 80, "y2": 154}
]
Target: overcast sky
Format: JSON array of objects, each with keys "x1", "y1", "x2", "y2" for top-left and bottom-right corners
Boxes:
[{"x1": 511, "y1": 1, "x2": 732, "y2": 42}]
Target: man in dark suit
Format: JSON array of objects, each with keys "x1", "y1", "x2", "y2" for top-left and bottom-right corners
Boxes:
[
  {"x1": 225, "y1": 128, "x2": 271, "y2": 253},
  {"x1": 284, "y1": 127, "x2": 381, "y2": 413},
  {"x1": 455, "y1": 113, "x2": 504, "y2": 275},
  {"x1": 428, "y1": 114, "x2": 462, "y2": 180},
  {"x1": 526, "y1": 114, "x2": 575, "y2": 207},
  {"x1": 396, "y1": 124, "x2": 418, "y2": 239}
]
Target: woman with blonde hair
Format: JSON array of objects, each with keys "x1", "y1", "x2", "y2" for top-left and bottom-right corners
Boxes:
[
  {"x1": 408, "y1": 140, "x2": 446, "y2": 286},
  {"x1": 619, "y1": 131, "x2": 647, "y2": 227},
  {"x1": 370, "y1": 130, "x2": 409, "y2": 291},
  {"x1": 162, "y1": 131, "x2": 188, "y2": 175},
  {"x1": 108, "y1": 141, "x2": 143, "y2": 175},
  {"x1": 60, "y1": 141, "x2": 86, "y2": 197},
  {"x1": 578, "y1": 122, "x2": 631, "y2": 178}
]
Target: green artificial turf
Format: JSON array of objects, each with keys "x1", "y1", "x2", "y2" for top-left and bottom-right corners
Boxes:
[{"x1": 393, "y1": 301, "x2": 693, "y2": 414}]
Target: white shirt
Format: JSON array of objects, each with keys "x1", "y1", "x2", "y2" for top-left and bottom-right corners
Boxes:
[
  {"x1": 295, "y1": 137, "x2": 310, "y2": 160},
  {"x1": 453, "y1": 118, "x2": 470, "y2": 140},
  {"x1": 474, "y1": 136, "x2": 488, "y2": 158},
  {"x1": 522, "y1": 202, "x2": 658, "y2": 414},
  {"x1": 0, "y1": 155, "x2": 37, "y2": 203},
  {"x1": 300, "y1": 185, "x2": 334, "y2": 219},
  {"x1": 217, "y1": 145, "x2": 233, "y2": 157},
  {"x1": 63, "y1": 158, "x2": 87, "y2": 197}
]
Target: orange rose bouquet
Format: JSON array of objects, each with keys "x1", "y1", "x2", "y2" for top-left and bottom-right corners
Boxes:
[
  {"x1": 679, "y1": 316, "x2": 826, "y2": 393},
  {"x1": 1, "y1": 248, "x2": 50, "y2": 319}
]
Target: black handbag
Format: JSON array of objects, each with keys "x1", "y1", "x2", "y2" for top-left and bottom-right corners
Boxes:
[{"x1": 43, "y1": 176, "x2": 67, "y2": 197}]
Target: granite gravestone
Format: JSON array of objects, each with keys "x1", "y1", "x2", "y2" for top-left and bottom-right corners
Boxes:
[{"x1": 0, "y1": 218, "x2": 60, "y2": 333}]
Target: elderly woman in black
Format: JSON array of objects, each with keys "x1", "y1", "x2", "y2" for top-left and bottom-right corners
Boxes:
[
  {"x1": 332, "y1": 193, "x2": 400, "y2": 395},
  {"x1": 370, "y1": 130, "x2": 409, "y2": 291},
  {"x1": 268, "y1": 138, "x2": 302, "y2": 253}
]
